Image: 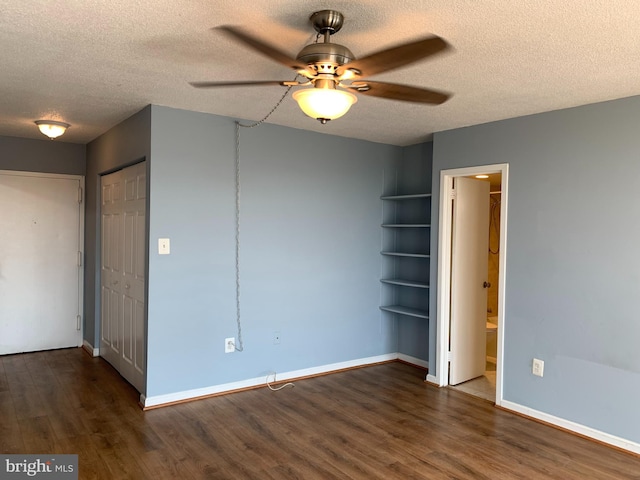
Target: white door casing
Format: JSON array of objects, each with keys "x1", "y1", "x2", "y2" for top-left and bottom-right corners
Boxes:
[
  {"x1": 100, "y1": 162, "x2": 146, "y2": 392},
  {"x1": 429, "y1": 164, "x2": 508, "y2": 406},
  {"x1": 0, "y1": 171, "x2": 84, "y2": 355},
  {"x1": 449, "y1": 177, "x2": 490, "y2": 385}
]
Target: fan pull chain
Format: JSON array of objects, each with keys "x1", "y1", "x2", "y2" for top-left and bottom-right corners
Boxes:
[{"x1": 232, "y1": 76, "x2": 299, "y2": 352}]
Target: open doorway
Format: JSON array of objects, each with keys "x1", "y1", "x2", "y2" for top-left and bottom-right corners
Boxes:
[{"x1": 429, "y1": 164, "x2": 508, "y2": 406}]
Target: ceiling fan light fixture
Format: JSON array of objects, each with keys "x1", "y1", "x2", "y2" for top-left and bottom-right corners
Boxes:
[
  {"x1": 35, "y1": 120, "x2": 70, "y2": 139},
  {"x1": 292, "y1": 87, "x2": 357, "y2": 124},
  {"x1": 192, "y1": 10, "x2": 452, "y2": 124}
]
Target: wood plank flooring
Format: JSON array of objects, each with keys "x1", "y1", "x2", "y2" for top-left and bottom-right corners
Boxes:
[{"x1": 1, "y1": 348, "x2": 639, "y2": 479}]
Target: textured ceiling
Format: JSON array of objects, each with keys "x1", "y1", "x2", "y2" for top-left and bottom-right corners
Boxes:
[{"x1": 1, "y1": 1, "x2": 639, "y2": 146}]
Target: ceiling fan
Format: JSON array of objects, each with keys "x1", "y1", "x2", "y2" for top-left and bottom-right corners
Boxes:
[{"x1": 191, "y1": 10, "x2": 452, "y2": 123}]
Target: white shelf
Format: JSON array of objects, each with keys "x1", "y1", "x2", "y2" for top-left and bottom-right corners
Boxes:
[
  {"x1": 380, "y1": 193, "x2": 432, "y2": 200},
  {"x1": 380, "y1": 279, "x2": 429, "y2": 289},
  {"x1": 381, "y1": 224, "x2": 430, "y2": 228},
  {"x1": 379, "y1": 305, "x2": 429, "y2": 319},
  {"x1": 381, "y1": 251, "x2": 430, "y2": 258}
]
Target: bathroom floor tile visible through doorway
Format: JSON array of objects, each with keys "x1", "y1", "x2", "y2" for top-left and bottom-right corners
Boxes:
[{"x1": 449, "y1": 362, "x2": 496, "y2": 402}]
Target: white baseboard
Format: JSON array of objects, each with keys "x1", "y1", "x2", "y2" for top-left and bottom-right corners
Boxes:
[
  {"x1": 142, "y1": 353, "x2": 407, "y2": 408},
  {"x1": 501, "y1": 399, "x2": 640, "y2": 455},
  {"x1": 82, "y1": 340, "x2": 99, "y2": 357},
  {"x1": 397, "y1": 353, "x2": 428, "y2": 370}
]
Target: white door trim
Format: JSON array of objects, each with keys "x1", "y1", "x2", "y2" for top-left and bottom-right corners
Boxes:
[
  {"x1": 428, "y1": 164, "x2": 509, "y2": 406},
  {"x1": 0, "y1": 169, "x2": 85, "y2": 348}
]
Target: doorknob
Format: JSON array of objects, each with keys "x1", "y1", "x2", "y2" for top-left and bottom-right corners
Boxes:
[
  {"x1": 483, "y1": 281, "x2": 491, "y2": 288},
  {"x1": 112, "y1": 280, "x2": 119, "y2": 286}
]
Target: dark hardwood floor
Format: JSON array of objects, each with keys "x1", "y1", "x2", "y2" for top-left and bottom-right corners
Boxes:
[{"x1": 1, "y1": 348, "x2": 638, "y2": 479}]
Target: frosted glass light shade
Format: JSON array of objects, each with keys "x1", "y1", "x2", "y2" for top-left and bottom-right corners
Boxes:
[
  {"x1": 292, "y1": 88, "x2": 357, "y2": 122},
  {"x1": 35, "y1": 120, "x2": 70, "y2": 139}
]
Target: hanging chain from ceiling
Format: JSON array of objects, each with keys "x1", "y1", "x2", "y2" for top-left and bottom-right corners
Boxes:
[
  {"x1": 232, "y1": 75, "x2": 301, "y2": 352},
  {"x1": 231, "y1": 31, "x2": 318, "y2": 352}
]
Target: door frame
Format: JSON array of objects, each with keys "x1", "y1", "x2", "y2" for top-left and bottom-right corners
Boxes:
[{"x1": 430, "y1": 163, "x2": 509, "y2": 406}]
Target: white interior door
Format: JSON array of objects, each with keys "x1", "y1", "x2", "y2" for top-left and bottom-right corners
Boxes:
[
  {"x1": 101, "y1": 170, "x2": 123, "y2": 367},
  {"x1": 449, "y1": 177, "x2": 490, "y2": 385},
  {"x1": 100, "y1": 162, "x2": 146, "y2": 392},
  {"x1": 0, "y1": 171, "x2": 83, "y2": 355}
]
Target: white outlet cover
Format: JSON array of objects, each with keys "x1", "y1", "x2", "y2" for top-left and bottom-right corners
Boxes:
[{"x1": 532, "y1": 358, "x2": 544, "y2": 377}]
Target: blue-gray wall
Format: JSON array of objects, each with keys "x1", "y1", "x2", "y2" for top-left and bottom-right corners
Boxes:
[
  {"x1": 0, "y1": 135, "x2": 85, "y2": 175},
  {"x1": 430, "y1": 95, "x2": 640, "y2": 443},
  {"x1": 84, "y1": 106, "x2": 151, "y2": 347},
  {"x1": 145, "y1": 105, "x2": 402, "y2": 397}
]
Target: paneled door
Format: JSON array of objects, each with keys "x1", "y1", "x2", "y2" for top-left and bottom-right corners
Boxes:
[
  {"x1": 449, "y1": 177, "x2": 490, "y2": 385},
  {"x1": 101, "y1": 161, "x2": 146, "y2": 392},
  {"x1": 0, "y1": 171, "x2": 83, "y2": 355}
]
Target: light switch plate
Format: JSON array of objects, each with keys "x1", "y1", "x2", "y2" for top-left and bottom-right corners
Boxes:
[{"x1": 158, "y1": 238, "x2": 170, "y2": 255}]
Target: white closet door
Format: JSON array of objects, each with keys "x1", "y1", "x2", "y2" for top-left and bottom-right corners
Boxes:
[
  {"x1": 101, "y1": 169, "x2": 123, "y2": 368},
  {"x1": 120, "y1": 163, "x2": 146, "y2": 389},
  {"x1": 100, "y1": 162, "x2": 146, "y2": 392},
  {"x1": 0, "y1": 171, "x2": 83, "y2": 355}
]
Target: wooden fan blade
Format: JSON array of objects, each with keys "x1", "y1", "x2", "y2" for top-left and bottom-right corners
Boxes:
[
  {"x1": 340, "y1": 36, "x2": 450, "y2": 78},
  {"x1": 190, "y1": 80, "x2": 289, "y2": 88},
  {"x1": 349, "y1": 81, "x2": 451, "y2": 104},
  {"x1": 217, "y1": 25, "x2": 308, "y2": 72}
]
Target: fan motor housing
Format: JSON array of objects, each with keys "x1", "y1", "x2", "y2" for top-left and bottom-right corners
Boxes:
[
  {"x1": 310, "y1": 10, "x2": 345, "y2": 35},
  {"x1": 296, "y1": 42, "x2": 355, "y2": 68}
]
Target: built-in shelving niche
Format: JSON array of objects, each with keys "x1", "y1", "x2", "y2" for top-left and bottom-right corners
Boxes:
[
  {"x1": 380, "y1": 195, "x2": 431, "y2": 320},
  {"x1": 380, "y1": 145, "x2": 433, "y2": 363}
]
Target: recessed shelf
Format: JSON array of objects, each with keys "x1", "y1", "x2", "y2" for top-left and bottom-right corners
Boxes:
[
  {"x1": 381, "y1": 224, "x2": 430, "y2": 228},
  {"x1": 381, "y1": 251, "x2": 430, "y2": 258},
  {"x1": 380, "y1": 193, "x2": 432, "y2": 200},
  {"x1": 380, "y1": 279, "x2": 429, "y2": 289},
  {"x1": 380, "y1": 189, "x2": 431, "y2": 323},
  {"x1": 379, "y1": 305, "x2": 429, "y2": 319}
]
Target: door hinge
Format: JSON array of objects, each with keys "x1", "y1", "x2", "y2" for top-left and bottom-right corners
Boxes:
[
  {"x1": 78, "y1": 187, "x2": 83, "y2": 204},
  {"x1": 449, "y1": 187, "x2": 456, "y2": 200},
  {"x1": 76, "y1": 315, "x2": 81, "y2": 331},
  {"x1": 77, "y1": 251, "x2": 83, "y2": 267},
  {"x1": 447, "y1": 351, "x2": 452, "y2": 362}
]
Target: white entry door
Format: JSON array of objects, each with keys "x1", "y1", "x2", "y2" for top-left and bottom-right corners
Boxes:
[
  {"x1": 449, "y1": 177, "x2": 490, "y2": 385},
  {"x1": 100, "y1": 162, "x2": 146, "y2": 392},
  {"x1": 0, "y1": 171, "x2": 83, "y2": 355}
]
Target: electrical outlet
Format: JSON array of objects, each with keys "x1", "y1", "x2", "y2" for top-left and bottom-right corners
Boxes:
[
  {"x1": 532, "y1": 358, "x2": 544, "y2": 377},
  {"x1": 225, "y1": 337, "x2": 235, "y2": 353},
  {"x1": 273, "y1": 331, "x2": 281, "y2": 345}
]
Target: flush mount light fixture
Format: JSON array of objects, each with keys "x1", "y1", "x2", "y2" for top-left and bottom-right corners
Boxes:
[
  {"x1": 475, "y1": 174, "x2": 489, "y2": 179},
  {"x1": 35, "y1": 120, "x2": 70, "y2": 139}
]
